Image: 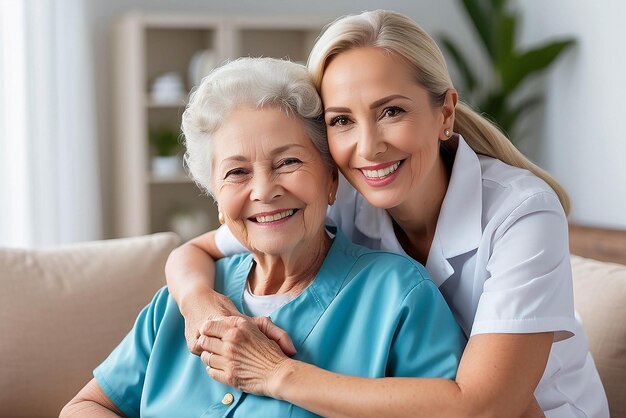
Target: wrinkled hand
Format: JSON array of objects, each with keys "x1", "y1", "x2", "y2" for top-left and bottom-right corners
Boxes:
[
  {"x1": 198, "y1": 316, "x2": 293, "y2": 396},
  {"x1": 181, "y1": 292, "x2": 241, "y2": 356}
]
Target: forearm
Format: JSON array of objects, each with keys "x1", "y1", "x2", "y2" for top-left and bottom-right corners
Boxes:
[
  {"x1": 165, "y1": 241, "x2": 218, "y2": 314},
  {"x1": 272, "y1": 333, "x2": 553, "y2": 418},
  {"x1": 275, "y1": 360, "x2": 474, "y2": 418}
]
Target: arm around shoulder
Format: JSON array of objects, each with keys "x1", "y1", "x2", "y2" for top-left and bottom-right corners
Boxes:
[
  {"x1": 165, "y1": 228, "x2": 245, "y2": 354},
  {"x1": 264, "y1": 257, "x2": 553, "y2": 418}
]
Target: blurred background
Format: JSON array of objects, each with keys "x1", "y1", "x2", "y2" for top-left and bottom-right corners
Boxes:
[{"x1": 1, "y1": 0, "x2": 624, "y2": 248}]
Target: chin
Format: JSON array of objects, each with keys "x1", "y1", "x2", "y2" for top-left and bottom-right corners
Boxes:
[
  {"x1": 249, "y1": 240, "x2": 293, "y2": 256},
  {"x1": 359, "y1": 189, "x2": 406, "y2": 210}
]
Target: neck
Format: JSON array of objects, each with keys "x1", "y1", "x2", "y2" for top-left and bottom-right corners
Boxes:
[
  {"x1": 249, "y1": 228, "x2": 331, "y2": 296},
  {"x1": 387, "y1": 149, "x2": 451, "y2": 263}
]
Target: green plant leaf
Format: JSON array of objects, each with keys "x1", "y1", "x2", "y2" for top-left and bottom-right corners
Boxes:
[
  {"x1": 150, "y1": 126, "x2": 182, "y2": 156},
  {"x1": 502, "y1": 95, "x2": 543, "y2": 136},
  {"x1": 495, "y1": 13, "x2": 516, "y2": 65},
  {"x1": 460, "y1": 0, "x2": 494, "y2": 58},
  {"x1": 501, "y1": 39, "x2": 575, "y2": 92},
  {"x1": 444, "y1": 0, "x2": 577, "y2": 142},
  {"x1": 492, "y1": 0, "x2": 507, "y2": 13},
  {"x1": 440, "y1": 35, "x2": 478, "y2": 94}
]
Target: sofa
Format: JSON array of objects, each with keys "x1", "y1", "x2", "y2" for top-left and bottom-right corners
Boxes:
[{"x1": 1, "y1": 231, "x2": 625, "y2": 417}]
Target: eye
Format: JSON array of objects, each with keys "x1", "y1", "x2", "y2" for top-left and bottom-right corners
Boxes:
[
  {"x1": 328, "y1": 115, "x2": 350, "y2": 127},
  {"x1": 280, "y1": 158, "x2": 301, "y2": 166},
  {"x1": 382, "y1": 106, "x2": 405, "y2": 118},
  {"x1": 224, "y1": 168, "x2": 248, "y2": 179},
  {"x1": 276, "y1": 158, "x2": 302, "y2": 172}
]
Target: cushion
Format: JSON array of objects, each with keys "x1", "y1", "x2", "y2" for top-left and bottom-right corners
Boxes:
[
  {"x1": 0, "y1": 232, "x2": 180, "y2": 417},
  {"x1": 571, "y1": 255, "x2": 626, "y2": 418}
]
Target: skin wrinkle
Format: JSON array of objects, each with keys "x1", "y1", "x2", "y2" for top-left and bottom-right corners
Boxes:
[{"x1": 211, "y1": 105, "x2": 337, "y2": 297}]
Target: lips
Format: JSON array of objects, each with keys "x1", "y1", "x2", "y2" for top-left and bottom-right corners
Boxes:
[
  {"x1": 359, "y1": 160, "x2": 403, "y2": 179},
  {"x1": 248, "y1": 209, "x2": 298, "y2": 224}
]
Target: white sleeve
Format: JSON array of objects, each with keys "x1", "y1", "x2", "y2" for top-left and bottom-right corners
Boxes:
[
  {"x1": 214, "y1": 224, "x2": 248, "y2": 256},
  {"x1": 471, "y1": 192, "x2": 576, "y2": 341}
]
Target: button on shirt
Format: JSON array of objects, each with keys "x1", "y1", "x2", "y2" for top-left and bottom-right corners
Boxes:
[{"x1": 215, "y1": 135, "x2": 609, "y2": 417}]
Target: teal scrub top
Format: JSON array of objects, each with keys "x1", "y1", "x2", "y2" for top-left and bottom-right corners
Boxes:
[{"x1": 94, "y1": 228, "x2": 465, "y2": 418}]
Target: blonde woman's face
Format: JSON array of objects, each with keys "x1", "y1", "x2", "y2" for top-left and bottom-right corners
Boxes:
[
  {"x1": 211, "y1": 106, "x2": 337, "y2": 256},
  {"x1": 321, "y1": 47, "x2": 449, "y2": 210}
]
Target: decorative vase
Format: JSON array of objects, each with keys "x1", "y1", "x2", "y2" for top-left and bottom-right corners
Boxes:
[{"x1": 151, "y1": 155, "x2": 181, "y2": 178}]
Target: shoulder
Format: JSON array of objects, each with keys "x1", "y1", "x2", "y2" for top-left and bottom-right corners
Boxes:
[
  {"x1": 336, "y1": 233, "x2": 433, "y2": 293},
  {"x1": 478, "y1": 155, "x2": 565, "y2": 228},
  {"x1": 214, "y1": 253, "x2": 253, "y2": 298},
  {"x1": 215, "y1": 252, "x2": 253, "y2": 270}
]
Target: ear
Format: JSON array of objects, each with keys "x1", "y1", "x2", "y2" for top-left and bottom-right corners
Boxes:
[
  {"x1": 328, "y1": 166, "x2": 339, "y2": 204},
  {"x1": 440, "y1": 89, "x2": 458, "y2": 140},
  {"x1": 330, "y1": 166, "x2": 339, "y2": 193}
]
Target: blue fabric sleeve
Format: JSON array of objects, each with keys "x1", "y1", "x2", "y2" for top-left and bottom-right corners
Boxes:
[
  {"x1": 387, "y1": 280, "x2": 466, "y2": 379},
  {"x1": 93, "y1": 287, "x2": 169, "y2": 418}
]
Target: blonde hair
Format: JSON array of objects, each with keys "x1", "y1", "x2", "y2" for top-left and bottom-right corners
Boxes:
[{"x1": 308, "y1": 9, "x2": 570, "y2": 213}]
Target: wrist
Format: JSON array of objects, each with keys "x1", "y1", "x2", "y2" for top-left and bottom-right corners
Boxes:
[{"x1": 268, "y1": 358, "x2": 301, "y2": 401}]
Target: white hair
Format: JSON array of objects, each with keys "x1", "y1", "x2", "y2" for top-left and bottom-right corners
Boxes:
[{"x1": 182, "y1": 57, "x2": 331, "y2": 196}]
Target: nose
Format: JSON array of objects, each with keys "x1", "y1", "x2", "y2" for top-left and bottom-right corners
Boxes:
[
  {"x1": 249, "y1": 170, "x2": 283, "y2": 202},
  {"x1": 357, "y1": 122, "x2": 387, "y2": 160}
]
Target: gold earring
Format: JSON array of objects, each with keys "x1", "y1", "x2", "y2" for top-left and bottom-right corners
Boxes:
[
  {"x1": 328, "y1": 192, "x2": 336, "y2": 206},
  {"x1": 444, "y1": 128, "x2": 451, "y2": 138},
  {"x1": 218, "y1": 211, "x2": 225, "y2": 225}
]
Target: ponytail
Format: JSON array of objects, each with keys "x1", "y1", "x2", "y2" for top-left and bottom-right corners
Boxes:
[{"x1": 455, "y1": 101, "x2": 570, "y2": 213}]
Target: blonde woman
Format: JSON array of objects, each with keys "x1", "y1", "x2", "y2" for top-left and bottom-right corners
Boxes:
[{"x1": 166, "y1": 10, "x2": 609, "y2": 418}]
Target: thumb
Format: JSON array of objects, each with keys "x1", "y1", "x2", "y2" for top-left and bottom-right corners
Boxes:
[{"x1": 254, "y1": 316, "x2": 297, "y2": 356}]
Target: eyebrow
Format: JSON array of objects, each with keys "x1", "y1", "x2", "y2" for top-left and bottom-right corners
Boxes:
[
  {"x1": 325, "y1": 94, "x2": 411, "y2": 114},
  {"x1": 219, "y1": 143, "x2": 306, "y2": 166}
]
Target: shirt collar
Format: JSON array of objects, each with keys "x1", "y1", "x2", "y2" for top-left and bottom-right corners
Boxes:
[
  {"x1": 269, "y1": 227, "x2": 353, "y2": 350},
  {"x1": 226, "y1": 228, "x2": 356, "y2": 351},
  {"x1": 352, "y1": 135, "x2": 484, "y2": 286},
  {"x1": 426, "y1": 135, "x2": 483, "y2": 285}
]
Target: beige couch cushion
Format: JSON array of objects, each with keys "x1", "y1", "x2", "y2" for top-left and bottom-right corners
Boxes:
[
  {"x1": 571, "y1": 255, "x2": 626, "y2": 418},
  {"x1": 0, "y1": 232, "x2": 180, "y2": 418}
]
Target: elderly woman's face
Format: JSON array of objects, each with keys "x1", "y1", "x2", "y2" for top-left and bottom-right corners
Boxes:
[{"x1": 212, "y1": 106, "x2": 336, "y2": 255}]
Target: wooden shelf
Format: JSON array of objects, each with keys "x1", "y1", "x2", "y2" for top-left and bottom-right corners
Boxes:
[
  {"x1": 112, "y1": 13, "x2": 327, "y2": 238},
  {"x1": 145, "y1": 97, "x2": 186, "y2": 108},
  {"x1": 148, "y1": 173, "x2": 194, "y2": 184}
]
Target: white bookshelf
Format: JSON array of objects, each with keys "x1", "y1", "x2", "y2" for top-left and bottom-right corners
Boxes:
[{"x1": 112, "y1": 13, "x2": 325, "y2": 238}]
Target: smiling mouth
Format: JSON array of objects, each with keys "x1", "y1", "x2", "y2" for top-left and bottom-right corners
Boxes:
[
  {"x1": 360, "y1": 161, "x2": 403, "y2": 179},
  {"x1": 249, "y1": 209, "x2": 298, "y2": 224}
]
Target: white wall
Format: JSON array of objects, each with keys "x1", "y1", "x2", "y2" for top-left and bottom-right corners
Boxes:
[
  {"x1": 518, "y1": 1, "x2": 626, "y2": 228},
  {"x1": 85, "y1": 0, "x2": 625, "y2": 236}
]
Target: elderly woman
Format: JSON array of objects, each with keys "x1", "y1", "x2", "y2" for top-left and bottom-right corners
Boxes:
[{"x1": 61, "y1": 57, "x2": 464, "y2": 417}]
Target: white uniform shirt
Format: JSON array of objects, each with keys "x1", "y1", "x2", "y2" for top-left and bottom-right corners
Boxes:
[{"x1": 214, "y1": 136, "x2": 609, "y2": 417}]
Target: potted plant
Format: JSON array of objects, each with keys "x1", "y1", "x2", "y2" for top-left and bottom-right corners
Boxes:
[
  {"x1": 150, "y1": 126, "x2": 183, "y2": 177},
  {"x1": 439, "y1": 0, "x2": 575, "y2": 143}
]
